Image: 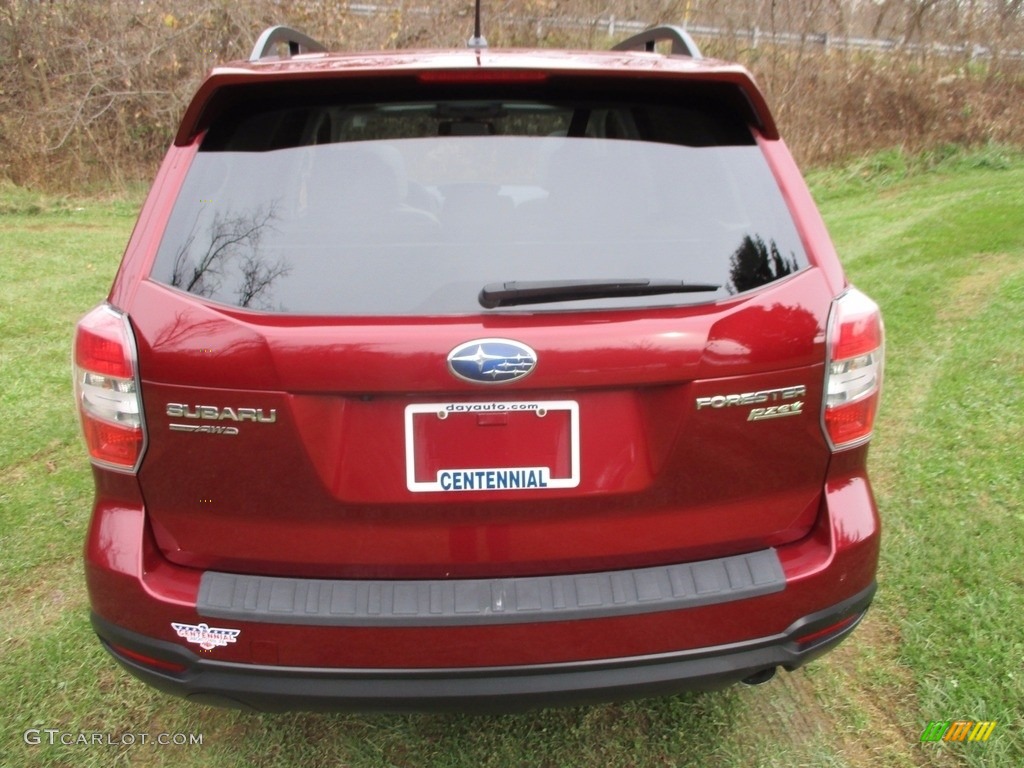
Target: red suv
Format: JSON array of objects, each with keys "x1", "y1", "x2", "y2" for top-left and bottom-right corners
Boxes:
[{"x1": 73, "y1": 22, "x2": 883, "y2": 711}]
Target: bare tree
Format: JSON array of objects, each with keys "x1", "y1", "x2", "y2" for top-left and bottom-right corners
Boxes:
[{"x1": 170, "y1": 202, "x2": 288, "y2": 308}]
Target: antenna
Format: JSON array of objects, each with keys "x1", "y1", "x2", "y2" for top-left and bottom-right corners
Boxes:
[{"x1": 467, "y1": 0, "x2": 488, "y2": 48}]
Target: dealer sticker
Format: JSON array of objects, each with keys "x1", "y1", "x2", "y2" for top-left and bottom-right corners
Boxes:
[{"x1": 171, "y1": 622, "x2": 240, "y2": 650}]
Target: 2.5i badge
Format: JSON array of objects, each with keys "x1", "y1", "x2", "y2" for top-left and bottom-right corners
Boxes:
[{"x1": 695, "y1": 384, "x2": 805, "y2": 422}]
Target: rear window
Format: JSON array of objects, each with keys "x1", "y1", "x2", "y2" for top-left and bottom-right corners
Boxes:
[{"x1": 150, "y1": 93, "x2": 808, "y2": 314}]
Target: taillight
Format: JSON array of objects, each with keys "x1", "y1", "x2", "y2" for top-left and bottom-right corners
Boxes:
[
  {"x1": 73, "y1": 305, "x2": 146, "y2": 472},
  {"x1": 417, "y1": 70, "x2": 549, "y2": 84},
  {"x1": 823, "y1": 288, "x2": 884, "y2": 450}
]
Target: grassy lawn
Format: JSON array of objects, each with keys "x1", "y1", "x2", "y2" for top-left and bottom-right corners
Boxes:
[{"x1": 1, "y1": 148, "x2": 1021, "y2": 767}]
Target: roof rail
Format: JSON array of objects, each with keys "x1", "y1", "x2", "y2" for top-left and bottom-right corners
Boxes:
[
  {"x1": 250, "y1": 26, "x2": 326, "y2": 62},
  {"x1": 612, "y1": 25, "x2": 702, "y2": 59}
]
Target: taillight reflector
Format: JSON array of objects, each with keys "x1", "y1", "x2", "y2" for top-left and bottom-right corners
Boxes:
[
  {"x1": 108, "y1": 643, "x2": 187, "y2": 675},
  {"x1": 823, "y1": 289, "x2": 884, "y2": 450},
  {"x1": 794, "y1": 612, "x2": 863, "y2": 648},
  {"x1": 73, "y1": 305, "x2": 145, "y2": 472}
]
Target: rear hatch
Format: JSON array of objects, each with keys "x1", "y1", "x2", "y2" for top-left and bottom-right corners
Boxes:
[{"x1": 129, "y1": 67, "x2": 833, "y2": 579}]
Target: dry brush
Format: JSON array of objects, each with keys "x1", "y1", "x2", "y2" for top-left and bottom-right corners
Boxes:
[{"x1": 1, "y1": 0, "x2": 1022, "y2": 189}]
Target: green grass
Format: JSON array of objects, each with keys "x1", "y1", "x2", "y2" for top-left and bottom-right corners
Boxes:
[
  {"x1": 813, "y1": 147, "x2": 1024, "y2": 767},
  {"x1": 2, "y1": 148, "x2": 1022, "y2": 767}
]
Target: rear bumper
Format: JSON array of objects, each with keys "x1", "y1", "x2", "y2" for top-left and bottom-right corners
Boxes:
[
  {"x1": 93, "y1": 582, "x2": 873, "y2": 712},
  {"x1": 84, "y1": 464, "x2": 880, "y2": 711}
]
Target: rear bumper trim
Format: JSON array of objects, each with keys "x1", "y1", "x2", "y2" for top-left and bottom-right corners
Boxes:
[
  {"x1": 93, "y1": 582, "x2": 875, "y2": 712},
  {"x1": 197, "y1": 548, "x2": 785, "y2": 627}
]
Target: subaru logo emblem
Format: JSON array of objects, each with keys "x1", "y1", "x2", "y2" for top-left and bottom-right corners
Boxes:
[{"x1": 447, "y1": 339, "x2": 537, "y2": 384}]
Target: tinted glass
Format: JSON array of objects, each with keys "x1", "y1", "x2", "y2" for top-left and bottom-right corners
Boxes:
[{"x1": 150, "y1": 100, "x2": 808, "y2": 314}]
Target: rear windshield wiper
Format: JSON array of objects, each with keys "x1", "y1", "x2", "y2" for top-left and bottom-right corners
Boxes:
[{"x1": 479, "y1": 279, "x2": 721, "y2": 308}]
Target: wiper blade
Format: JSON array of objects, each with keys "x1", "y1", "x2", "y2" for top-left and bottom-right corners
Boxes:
[{"x1": 479, "y1": 279, "x2": 720, "y2": 308}]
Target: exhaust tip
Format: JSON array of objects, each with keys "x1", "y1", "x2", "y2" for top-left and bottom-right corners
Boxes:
[{"x1": 741, "y1": 667, "x2": 777, "y2": 686}]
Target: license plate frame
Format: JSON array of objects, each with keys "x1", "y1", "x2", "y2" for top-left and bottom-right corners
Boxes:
[{"x1": 404, "y1": 400, "x2": 580, "y2": 493}]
